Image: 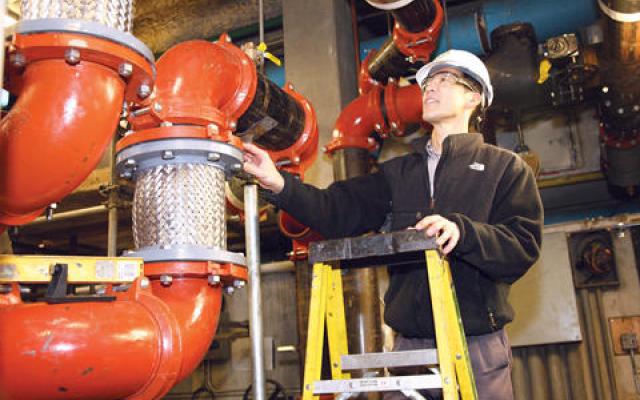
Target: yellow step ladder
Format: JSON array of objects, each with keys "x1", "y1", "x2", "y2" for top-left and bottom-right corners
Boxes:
[{"x1": 301, "y1": 231, "x2": 478, "y2": 400}]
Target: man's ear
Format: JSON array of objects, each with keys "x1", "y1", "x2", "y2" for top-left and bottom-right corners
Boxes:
[{"x1": 466, "y1": 92, "x2": 482, "y2": 109}]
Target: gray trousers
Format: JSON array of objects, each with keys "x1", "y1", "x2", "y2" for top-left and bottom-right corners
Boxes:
[{"x1": 382, "y1": 329, "x2": 514, "y2": 400}]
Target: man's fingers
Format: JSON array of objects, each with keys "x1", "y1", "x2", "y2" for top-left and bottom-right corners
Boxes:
[
  {"x1": 436, "y1": 229, "x2": 451, "y2": 246},
  {"x1": 414, "y1": 214, "x2": 441, "y2": 230},
  {"x1": 426, "y1": 220, "x2": 446, "y2": 237}
]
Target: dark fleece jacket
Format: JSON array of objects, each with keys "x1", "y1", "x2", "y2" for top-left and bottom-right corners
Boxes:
[{"x1": 268, "y1": 133, "x2": 543, "y2": 338}]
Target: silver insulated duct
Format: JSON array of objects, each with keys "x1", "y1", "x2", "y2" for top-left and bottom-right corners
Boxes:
[
  {"x1": 133, "y1": 164, "x2": 227, "y2": 250},
  {"x1": 117, "y1": 138, "x2": 246, "y2": 266},
  {"x1": 21, "y1": 0, "x2": 134, "y2": 32}
]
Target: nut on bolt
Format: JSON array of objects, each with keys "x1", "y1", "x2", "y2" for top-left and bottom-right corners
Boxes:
[
  {"x1": 140, "y1": 277, "x2": 150, "y2": 289},
  {"x1": 118, "y1": 62, "x2": 133, "y2": 78},
  {"x1": 233, "y1": 279, "x2": 245, "y2": 289},
  {"x1": 138, "y1": 84, "x2": 152, "y2": 99},
  {"x1": 162, "y1": 150, "x2": 175, "y2": 160},
  {"x1": 208, "y1": 275, "x2": 221, "y2": 285},
  {"x1": 208, "y1": 152, "x2": 221, "y2": 162},
  {"x1": 225, "y1": 286, "x2": 235, "y2": 295},
  {"x1": 231, "y1": 163, "x2": 242, "y2": 173},
  {"x1": 120, "y1": 171, "x2": 133, "y2": 179},
  {"x1": 160, "y1": 275, "x2": 173, "y2": 286},
  {"x1": 11, "y1": 53, "x2": 25, "y2": 68},
  {"x1": 64, "y1": 48, "x2": 80, "y2": 65}
]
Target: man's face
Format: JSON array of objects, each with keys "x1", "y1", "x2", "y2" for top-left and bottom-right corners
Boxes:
[{"x1": 420, "y1": 67, "x2": 481, "y2": 124}]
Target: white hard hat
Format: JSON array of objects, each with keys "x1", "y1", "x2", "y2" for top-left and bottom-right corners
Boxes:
[{"x1": 416, "y1": 49, "x2": 494, "y2": 108}]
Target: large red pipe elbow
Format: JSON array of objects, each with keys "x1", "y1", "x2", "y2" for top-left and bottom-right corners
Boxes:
[
  {"x1": 0, "y1": 60, "x2": 125, "y2": 226},
  {"x1": 148, "y1": 276, "x2": 223, "y2": 382},
  {"x1": 0, "y1": 280, "x2": 182, "y2": 400},
  {"x1": 326, "y1": 83, "x2": 422, "y2": 154},
  {"x1": 0, "y1": 32, "x2": 154, "y2": 228},
  {"x1": 0, "y1": 271, "x2": 230, "y2": 400}
]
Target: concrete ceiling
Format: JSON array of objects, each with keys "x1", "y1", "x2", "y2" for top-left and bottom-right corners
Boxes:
[{"x1": 132, "y1": 0, "x2": 282, "y2": 54}]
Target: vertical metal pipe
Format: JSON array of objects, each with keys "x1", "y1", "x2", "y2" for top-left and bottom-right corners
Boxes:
[
  {"x1": 511, "y1": 348, "x2": 530, "y2": 400},
  {"x1": 245, "y1": 183, "x2": 266, "y2": 400},
  {"x1": 596, "y1": 287, "x2": 618, "y2": 400},
  {"x1": 333, "y1": 148, "x2": 381, "y2": 399},
  {"x1": 0, "y1": 0, "x2": 6, "y2": 89},
  {"x1": 107, "y1": 136, "x2": 118, "y2": 257},
  {"x1": 259, "y1": 0, "x2": 265, "y2": 44},
  {"x1": 332, "y1": 150, "x2": 382, "y2": 352},
  {"x1": 586, "y1": 290, "x2": 612, "y2": 400},
  {"x1": 579, "y1": 289, "x2": 605, "y2": 400},
  {"x1": 527, "y1": 347, "x2": 550, "y2": 400},
  {"x1": 547, "y1": 345, "x2": 569, "y2": 400},
  {"x1": 566, "y1": 342, "x2": 594, "y2": 400}
]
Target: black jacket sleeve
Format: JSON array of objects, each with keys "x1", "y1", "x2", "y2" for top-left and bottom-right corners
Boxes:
[
  {"x1": 267, "y1": 171, "x2": 392, "y2": 239},
  {"x1": 447, "y1": 157, "x2": 543, "y2": 283}
]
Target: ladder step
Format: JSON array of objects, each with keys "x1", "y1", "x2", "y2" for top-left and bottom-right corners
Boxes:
[
  {"x1": 313, "y1": 375, "x2": 442, "y2": 394},
  {"x1": 341, "y1": 349, "x2": 438, "y2": 370}
]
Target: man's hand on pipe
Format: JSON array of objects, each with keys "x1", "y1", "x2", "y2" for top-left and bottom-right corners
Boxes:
[
  {"x1": 242, "y1": 143, "x2": 285, "y2": 194},
  {"x1": 413, "y1": 214, "x2": 460, "y2": 255}
]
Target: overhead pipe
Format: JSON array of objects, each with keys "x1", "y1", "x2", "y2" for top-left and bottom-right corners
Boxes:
[
  {"x1": 360, "y1": 0, "x2": 599, "y2": 60},
  {"x1": 359, "y1": 0, "x2": 443, "y2": 93},
  {"x1": 597, "y1": 0, "x2": 640, "y2": 196},
  {"x1": 0, "y1": 3, "x2": 155, "y2": 232},
  {"x1": 326, "y1": 79, "x2": 423, "y2": 154}
]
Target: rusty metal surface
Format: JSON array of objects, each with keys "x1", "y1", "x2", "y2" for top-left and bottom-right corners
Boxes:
[{"x1": 132, "y1": 0, "x2": 282, "y2": 54}]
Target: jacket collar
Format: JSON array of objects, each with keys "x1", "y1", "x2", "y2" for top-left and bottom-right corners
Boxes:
[{"x1": 411, "y1": 132, "x2": 484, "y2": 157}]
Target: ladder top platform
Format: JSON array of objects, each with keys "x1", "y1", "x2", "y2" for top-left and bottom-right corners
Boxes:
[{"x1": 309, "y1": 230, "x2": 438, "y2": 266}]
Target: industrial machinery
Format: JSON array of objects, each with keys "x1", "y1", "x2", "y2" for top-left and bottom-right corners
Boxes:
[{"x1": 0, "y1": 1, "x2": 317, "y2": 399}]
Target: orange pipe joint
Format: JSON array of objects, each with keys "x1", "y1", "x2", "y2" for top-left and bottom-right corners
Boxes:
[
  {"x1": 143, "y1": 261, "x2": 248, "y2": 382},
  {"x1": 128, "y1": 34, "x2": 257, "y2": 132},
  {"x1": 326, "y1": 82, "x2": 422, "y2": 154},
  {"x1": 325, "y1": 87, "x2": 383, "y2": 154},
  {"x1": 0, "y1": 25, "x2": 155, "y2": 228},
  {"x1": 392, "y1": 0, "x2": 444, "y2": 62},
  {"x1": 384, "y1": 82, "x2": 423, "y2": 136},
  {"x1": 279, "y1": 211, "x2": 323, "y2": 245},
  {"x1": 0, "y1": 278, "x2": 182, "y2": 400}
]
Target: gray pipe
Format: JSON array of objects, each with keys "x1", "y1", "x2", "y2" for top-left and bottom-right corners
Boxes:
[
  {"x1": 511, "y1": 348, "x2": 529, "y2": 399},
  {"x1": 0, "y1": 0, "x2": 6, "y2": 90},
  {"x1": 527, "y1": 347, "x2": 549, "y2": 400},
  {"x1": 566, "y1": 342, "x2": 593, "y2": 400},
  {"x1": 245, "y1": 183, "x2": 266, "y2": 400},
  {"x1": 107, "y1": 136, "x2": 118, "y2": 257}
]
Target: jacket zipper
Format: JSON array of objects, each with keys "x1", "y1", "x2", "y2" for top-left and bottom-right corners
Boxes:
[{"x1": 429, "y1": 141, "x2": 450, "y2": 213}]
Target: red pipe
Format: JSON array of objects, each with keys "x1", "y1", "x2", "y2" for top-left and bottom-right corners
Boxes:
[
  {"x1": 0, "y1": 261, "x2": 242, "y2": 400},
  {"x1": 0, "y1": 60, "x2": 124, "y2": 226},
  {"x1": 326, "y1": 82, "x2": 422, "y2": 153},
  {"x1": 0, "y1": 279, "x2": 182, "y2": 400},
  {"x1": 148, "y1": 277, "x2": 222, "y2": 383},
  {"x1": 0, "y1": 31, "x2": 154, "y2": 228}
]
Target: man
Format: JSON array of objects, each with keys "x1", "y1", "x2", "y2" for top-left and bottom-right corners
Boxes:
[{"x1": 243, "y1": 49, "x2": 543, "y2": 399}]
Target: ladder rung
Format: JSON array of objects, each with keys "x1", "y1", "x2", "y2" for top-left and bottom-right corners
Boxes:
[
  {"x1": 341, "y1": 349, "x2": 438, "y2": 370},
  {"x1": 313, "y1": 374, "x2": 442, "y2": 394}
]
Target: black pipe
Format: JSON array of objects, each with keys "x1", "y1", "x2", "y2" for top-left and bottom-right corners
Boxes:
[
  {"x1": 368, "y1": 38, "x2": 419, "y2": 83},
  {"x1": 236, "y1": 73, "x2": 305, "y2": 151},
  {"x1": 484, "y1": 23, "x2": 546, "y2": 111},
  {"x1": 366, "y1": 0, "x2": 437, "y2": 83},
  {"x1": 390, "y1": 0, "x2": 436, "y2": 33}
]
